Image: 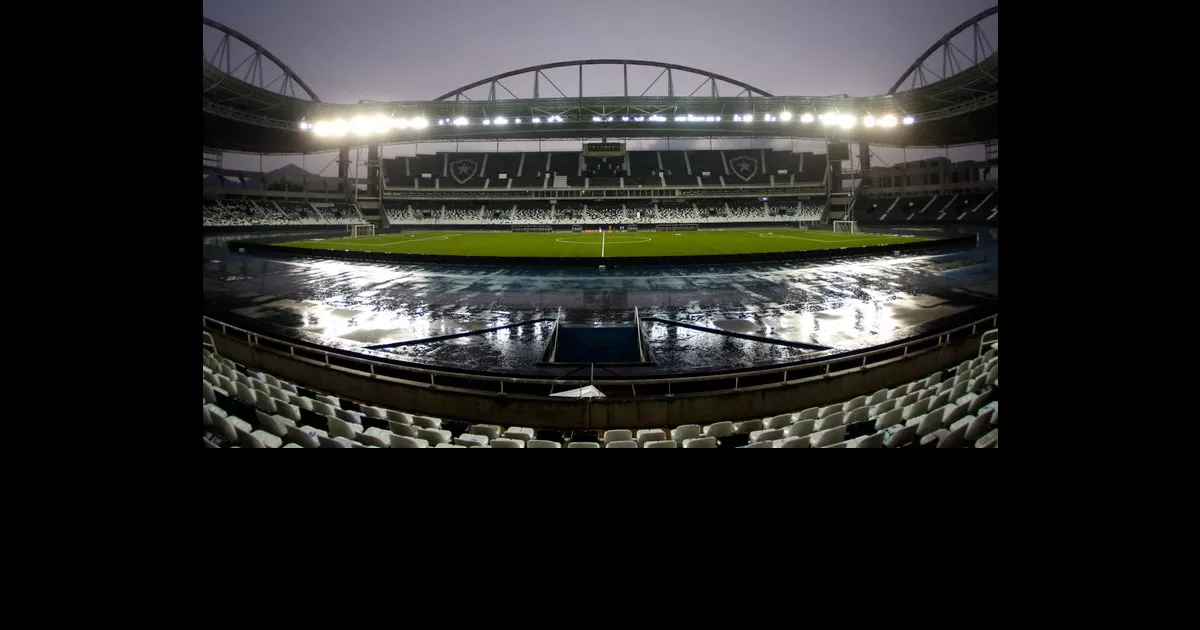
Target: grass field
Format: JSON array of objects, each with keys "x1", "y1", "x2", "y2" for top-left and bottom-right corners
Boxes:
[{"x1": 276, "y1": 228, "x2": 931, "y2": 258}]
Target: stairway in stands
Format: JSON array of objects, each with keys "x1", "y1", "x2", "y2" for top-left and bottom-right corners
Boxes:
[{"x1": 552, "y1": 175, "x2": 569, "y2": 188}]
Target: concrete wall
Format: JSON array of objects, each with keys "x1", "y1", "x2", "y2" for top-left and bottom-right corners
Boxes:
[{"x1": 211, "y1": 327, "x2": 984, "y2": 430}]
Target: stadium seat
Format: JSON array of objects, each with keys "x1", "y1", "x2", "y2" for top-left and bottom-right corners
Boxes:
[
  {"x1": 744, "y1": 441, "x2": 774, "y2": 448},
  {"x1": 391, "y1": 435, "x2": 428, "y2": 448},
  {"x1": 636, "y1": 429, "x2": 667, "y2": 446},
  {"x1": 786, "y1": 419, "x2": 816, "y2": 438},
  {"x1": 454, "y1": 433, "x2": 489, "y2": 448},
  {"x1": 777, "y1": 435, "x2": 809, "y2": 448},
  {"x1": 809, "y1": 426, "x2": 846, "y2": 448},
  {"x1": 434, "y1": 443, "x2": 466, "y2": 448},
  {"x1": 386, "y1": 410, "x2": 413, "y2": 425},
  {"x1": 703, "y1": 422, "x2": 734, "y2": 438},
  {"x1": 314, "y1": 394, "x2": 341, "y2": 409},
  {"x1": 412, "y1": 415, "x2": 443, "y2": 430},
  {"x1": 974, "y1": 429, "x2": 999, "y2": 449},
  {"x1": 605, "y1": 440, "x2": 637, "y2": 449},
  {"x1": 528, "y1": 440, "x2": 561, "y2": 448},
  {"x1": 469, "y1": 424, "x2": 501, "y2": 440},
  {"x1": 389, "y1": 423, "x2": 418, "y2": 438},
  {"x1": 682, "y1": 437, "x2": 717, "y2": 448},
  {"x1": 286, "y1": 424, "x2": 324, "y2": 448},
  {"x1": 843, "y1": 395, "x2": 868, "y2": 413},
  {"x1": 236, "y1": 426, "x2": 283, "y2": 449},
  {"x1": 764, "y1": 414, "x2": 793, "y2": 430},
  {"x1": 796, "y1": 407, "x2": 819, "y2": 421},
  {"x1": 502, "y1": 427, "x2": 535, "y2": 443},
  {"x1": 883, "y1": 424, "x2": 918, "y2": 448},
  {"x1": 254, "y1": 411, "x2": 292, "y2": 438},
  {"x1": 670, "y1": 424, "x2": 702, "y2": 443},
  {"x1": 866, "y1": 389, "x2": 888, "y2": 407},
  {"x1": 733, "y1": 420, "x2": 763, "y2": 434},
  {"x1": 845, "y1": 406, "x2": 870, "y2": 426},
  {"x1": 869, "y1": 399, "x2": 897, "y2": 417},
  {"x1": 914, "y1": 407, "x2": 946, "y2": 437},
  {"x1": 491, "y1": 438, "x2": 525, "y2": 448},
  {"x1": 814, "y1": 412, "x2": 844, "y2": 432},
  {"x1": 749, "y1": 428, "x2": 784, "y2": 444},
  {"x1": 567, "y1": 441, "x2": 601, "y2": 448},
  {"x1": 417, "y1": 428, "x2": 452, "y2": 446},
  {"x1": 603, "y1": 429, "x2": 633, "y2": 444},
  {"x1": 645, "y1": 440, "x2": 677, "y2": 448},
  {"x1": 287, "y1": 394, "x2": 314, "y2": 412},
  {"x1": 850, "y1": 431, "x2": 885, "y2": 448},
  {"x1": 818, "y1": 403, "x2": 842, "y2": 418}
]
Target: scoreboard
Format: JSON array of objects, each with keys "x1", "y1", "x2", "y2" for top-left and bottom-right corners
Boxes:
[{"x1": 584, "y1": 142, "x2": 626, "y2": 157}]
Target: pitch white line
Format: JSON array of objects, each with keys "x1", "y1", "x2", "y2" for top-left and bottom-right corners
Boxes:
[{"x1": 601, "y1": 231, "x2": 606, "y2": 257}]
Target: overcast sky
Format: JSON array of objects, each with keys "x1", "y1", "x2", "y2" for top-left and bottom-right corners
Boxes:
[{"x1": 204, "y1": 0, "x2": 997, "y2": 174}]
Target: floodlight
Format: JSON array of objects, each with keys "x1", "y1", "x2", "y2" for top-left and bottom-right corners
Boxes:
[
  {"x1": 902, "y1": 115, "x2": 915, "y2": 125},
  {"x1": 592, "y1": 116, "x2": 603, "y2": 122},
  {"x1": 780, "y1": 111, "x2": 793, "y2": 122},
  {"x1": 299, "y1": 121, "x2": 308, "y2": 130},
  {"x1": 410, "y1": 117, "x2": 428, "y2": 129},
  {"x1": 350, "y1": 117, "x2": 373, "y2": 136},
  {"x1": 494, "y1": 116, "x2": 509, "y2": 125},
  {"x1": 820, "y1": 112, "x2": 838, "y2": 126},
  {"x1": 839, "y1": 114, "x2": 856, "y2": 129},
  {"x1": 392, "y1": 118, "x2": 411, "y2": 130},
  {"x1": 877, "y1": 114, "x2": 898, "y2": 128},
  {"x1": 372, "y1": 115, "x2": 391, "y2": 133},
  {"x1": 514, "y1": 118, "x2": 521, "y2": 123},
  {"x1": 532, "y1": 117, "x2": 542, "y2": 123},
  {"x1": 863, "y1": 115, "x2": 876, "y2": 128},
  {"x1": 742, "y1": 114, "x2": 754, "y2": 122},
  {"x1": 453, "y1": 116, "x2": 469, "y2": 126},
  {"x1": 799, "y1": 113, "x2": 815, "y2": 123},
  {"x1": 482, "y1": 119, "x2": 491, "y2": 125}
]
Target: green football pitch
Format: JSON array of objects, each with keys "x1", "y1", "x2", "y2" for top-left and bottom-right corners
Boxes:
[{"x1": 276, "y1": 228, "x2": 931, "y2": 258}]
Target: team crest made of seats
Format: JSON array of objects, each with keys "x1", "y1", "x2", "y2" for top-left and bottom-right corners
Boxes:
[
  {"x1": 729, "y1": 156, "x2": 758, "y2": 182},
  {"x1": 449, "y1": 159, "x2": 478, "y2": 184}
]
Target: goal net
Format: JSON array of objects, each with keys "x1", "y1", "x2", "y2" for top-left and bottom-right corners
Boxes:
[
  {"x1": 832, "y1": 220, "x2": 858, "y2": 234},
  {"x1": 350, "y1": 224, "x2": 375, "y2": 238}
]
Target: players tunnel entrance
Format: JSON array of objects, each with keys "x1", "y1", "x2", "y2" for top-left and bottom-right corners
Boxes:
[{"x1": 541, "y1": 307, "x2": 655, "y2": 366}]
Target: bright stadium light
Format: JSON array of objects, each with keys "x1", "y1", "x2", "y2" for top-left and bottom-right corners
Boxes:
[
  {"x1": 371, "y1": 115, "x2": 391, "y2": 133},
  {"x1": 532, "y1": 117, "x2": 542, "y2": 123},
  {"x1": 902, "y1": 115, "x2": 915, "y2": 125},
  {"x1": 649, "y1": 114, "x2": 666, "y2": 122},
  {"x1": 820, "y1": 112, "x2": 838, "y2": 126},
  {"x1": 592, "y1": 116, "x2": 603, "y2": 122},
  {"x1": 391, "y1": 117, "x2": 410, "y2": 130},
  {"x1": 742, "y1": 114, "x2": 754, "y2": 122},
  {"x1": 620, "y1": 116, "x2": 629, "y2": 122},
  {"x1": 800, "y1": 113, "x2": 815, "y2": 123},
  {"x1": 299, "y1": 121, "x2": 309, "y2": 130},
  {"x1": 482, "y1": 119, "x2": 491, "y2": 125},
  {"x1": 453, "y1": 116, "x2": 469, "y2": 126},
  {"x1": 838, "y1": 114, "x2": 856, "y2": 129},
  {"x1": 863, "y1": 115, "x2": 876, "y2": 128},
  {"x1": 350, "y1": 116, "x2": 373, "y2": 136},
  {"x1": 493, "y1": 116, "x2": 509, "y2": 125},
  {"x1": 410, "y1": 117, "x2": 428, "y2": 129},
  {"x1": 780, "y1": 111, "x2": 793, "y2": 122},
  {"x1": 437, "y1": 119, "x2": 445, "y2": 126},
  {"x1": 514, "y1": 118, "x2": 521, "y2": 123},
  {"x1": 877, "y1": 114, "x2": 898, "y2": 128},
  {"x1": 634, "y1": 115, "x2": 645, "y2": 122}
]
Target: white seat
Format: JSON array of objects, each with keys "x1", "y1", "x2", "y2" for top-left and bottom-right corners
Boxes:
[
  {"x1": 808, "y1": 425, "x2": 846, "y2": 448},
  {"x1": 920, "y1": 429, "x2": 950, "y2": 447},
  {"x1": 964, "y1": 408, "x2": 996, "y2": 441},
  {"x1": 943, "y1": 402, "x2": 970, "y2": 428},
  {"x1": 937, "y1": 425, "x2": 966, "y2": 448},
  {"x1": 251, "y1": 379, "x2": 269, "y2": 393},
  {"x1": 645, "y1": 440, "x2": 677, "y2": 448},
  {"x1": 235, "y1": 382, "x2": 258, "y2": 406},
  {"x1": 937, "y1": 380, "x2": 955, "y2": 394},
  {"x1": 702, "y1": 422, "x2": 734, "y2": 438},
  {"x1": 749, "y1": 428, "x2": 784, "y2": 444},
  {"x1": 986, "y1": 365, "x2": 998, "y2": 387},
  {"x1": 491, "y1": 437, "x2": 525, "y2": 448},
  {"x1": 822, "y1": 441, "x2": 850, "y2": 448},
  {"x1": 763, "y1": 414, "x2": 793, "y2": 430},
  {"x1": 279, "y1": 382, "x2": 298, "y2": 395},
  {"x1": 355, "y1": 431, "x2": 390, "y2": 448},
  {"x1": 335, "y1": 408, "x2": 365, "y2": 425},
  {"x1": 917, "y1": 387, "x2": 937, "y2": 402},
  {"x1": 814, "y1": 412, "x2": 844, "y2": 432},
  {"x1": 202, "y1": 380, "x2": 216, "y2": 404},
  {"x1": 282, "y1": 442, "x2": 303, "y2": 448},
  {"x1": 359, "y1": 405, "x2": 388, "y2": 421},
  {"x1": 417, "y1": 428, "x2": 452, "y2": 446},
  {"x1": 967, "y1": 390, "x2": 993, "y2": 415},
  {"x1": 454, "y1": 433, "x2": 489, "y2": 447},
  {"x1": 236, "y1": 426, "x2": 283, "y2": 448},
  {"x1": 287, "y1": 394, "x2": 314, "y2": 412},
  {"x1": 528, "y1": 439, "x2": 561, "y2": 448},
  {"x1": 389, "y1": 423, "x2": 419, "y2": 438},
  {"x1": 435, "y1": 443, "x2": 467, "y2": 448},
  {"x1": 949, "y1": 381, "x2": 969, "y2": 403},
  {"x1": 866, "y1": 388, "x2": 888, "y2": 407},
  {"x1": 900, "y1": 400, "x2": 927, "y2": 421},
  {"x1": 502, "y1": 426, "x2": 535, "y2": 443},
  {"x1": 883, "y1": 424, "x2": 918, "y2": 448},
  {"x1": 743, "y1": 441, "x2": 774, "y2": 448},
  {"x1": 869, "y1": 399, "x2": 897, "y2": 417},
  {"x1": 314, "y1": 394, "x2": 341, "y2": 409},
  {"x1": 469, "y1": 424, "x2": 501, "y2": 440},
  {"x1": 603, "y1": 429, "x2": 633, "y2": 444},
  {"x1": 777, "y1": 435, "x2": 809, "y2": 448},
  {"x1": 733, "y1": 420, "x2": 763, "y2": 434},
  {"x1": 206, "y1": 408, "x2": 238, "y2": 442},
  {"x1": 874, "y1": 407, "x2": 904, "y2": 431},
  {"x1": 897, "y1": 392, "x2": 920, "y2": 409},
  {"x1": 267, "y1": 385, "x2": 288, "y2": 401},
  {"x1": 254, "y1": 411, "x2": 292, "y2": 438},
  {"x1": 253, "y1": 394, "x2": 277, "y2": 414},
  {"x1": 842, "y1": 395, "x2": 868, "y2": 413},
  {"x1": 385, "y1": 410, "x2": 412, "y2": 425},
  {"x1": 605, "y1": 440, "x2": 638, "y2": 448},
  {"x1": 682, "y1": 437, "x2": 717, "y2": 448},
  {"x1": 670, "y1": 424, "x2": 702, "y2": 443},
  {"x1": 786, "y1": 419, "x2": 816, "y2": 438},
  {"x1": 796, "y1": 407, "x2": 819, "y2": 421},
  {"x1": 567, "y1": 441, "x2": 601, "y2": 448},
  {"x1": 636, "y1": 429, "x2": 667, "y2": 446},
  {"x1": 886, "y1": 386, "x2": 907, "y2": 400},
  {"x1": 974, "y1": 428, "x2": 998, "y2": 448},
  {"x1": 818, "y1": 403, "x2": 842, "y2": 418},
  {"x1": 286, "y1": 425, "x2": 326, "y2": 448},
  {"x1": 851, "y1": 431, "x2": 885, "y2": 448},
  {"x1": 929, "y1": 391, "x2": 951, "y2": 412},
  {"x1": 310, "y1": 401, "x2": 337, "y2": 418},
  {"x1": 391, "y1": 435, "x2": 429, "y2": 448},
  {"x1": 327, "y1": 416, "x2": 364, "y2": 441},
  {"x1": 845, "y1": 406, "x2": 869, "y2": 426},
  {"x1": 273, "y1": 400, "x2": 301, "y2": 423},
  {"x1": 411, "y1": 415, "x2": 442, "y2": 430},
  {"x1": 923, "y1": 371, "x2": 943, "y2": 389},
  {"x1": 915, "y1": 406, "x2": 946, "y2": 437}
]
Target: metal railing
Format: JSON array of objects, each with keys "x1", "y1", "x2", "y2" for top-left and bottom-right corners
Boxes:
[{"x1": 203, "y1": 312, "x2": 997, "y2": 399}]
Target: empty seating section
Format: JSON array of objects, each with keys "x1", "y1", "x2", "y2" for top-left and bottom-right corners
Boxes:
[
  {"x1": 850, "y1": 193, "x2": 996, "y2": 225},
  {"x1": 686, "y1": 151, "x2": 719, "y2": 176},
  {"x1": 202, "y1": 199, "x2": 362, "y2": 226},
  {"x1": 584, "y1": 156, "x2": 625, "y2": 178},
  {"x1": 796, "y1": 153, "x2": 827, "y2": 183},
  {"x1": 628, "y1": 152, "x2": 659, "y2": 178},
  {"x1": 548, "y1": 153, "x2": 577, "y2": 176},
  {"x1": 204, "y1": 331, "x2": 998, "y2": 449}
]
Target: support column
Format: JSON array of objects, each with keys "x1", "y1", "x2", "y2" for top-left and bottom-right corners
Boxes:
[
  {"x1": 858, "y1": 141, "x2": 871, "y2": 193},
  {"x1": 338, "y1": 146, "x2": 351, "y2": 202}
]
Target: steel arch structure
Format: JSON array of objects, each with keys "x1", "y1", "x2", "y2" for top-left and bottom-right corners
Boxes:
[
  {"x1": 432, "y1": 59, "x2": 774, "y2": 102},
  {"x1": 888, "y1": 6, "x2": 997, "y2": 95},
  {"x1": 203, "y1": 17, "x2": 320, "y2": 101}
]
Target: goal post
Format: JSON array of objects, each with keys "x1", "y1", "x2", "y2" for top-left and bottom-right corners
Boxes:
[
  {"x1": 350, "y1": 224, "x2": 375, "y2": 238},
  {"x1": 832, "y1": 220, "x2": 858, "y2": 234}
]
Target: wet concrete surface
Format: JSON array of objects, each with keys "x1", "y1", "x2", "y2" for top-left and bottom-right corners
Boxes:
[{"x1": 203, "y1": 227, "x2": 997, "y2": 374}]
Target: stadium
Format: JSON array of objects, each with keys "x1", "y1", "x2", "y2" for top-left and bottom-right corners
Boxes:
[{"x1": 203, "y1": 3, "x2": 999, "y2": 449}]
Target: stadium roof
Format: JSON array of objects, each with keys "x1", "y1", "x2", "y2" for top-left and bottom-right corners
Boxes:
[{"x1": 203, "y1": 7, "x2": 996, "y2": 155}]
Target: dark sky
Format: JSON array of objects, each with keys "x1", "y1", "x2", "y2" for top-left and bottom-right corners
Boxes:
[{"x1": 204, "y1": 0, "x2": 997, "y2": 174}]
